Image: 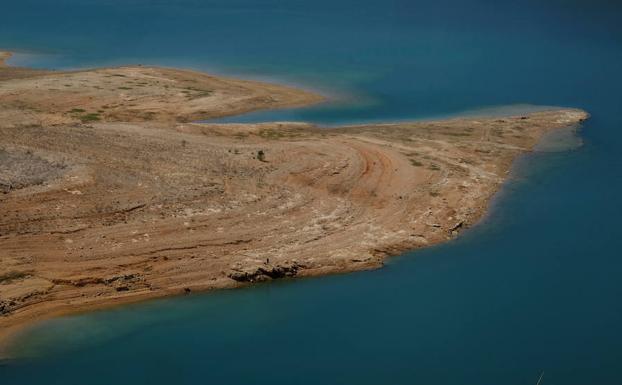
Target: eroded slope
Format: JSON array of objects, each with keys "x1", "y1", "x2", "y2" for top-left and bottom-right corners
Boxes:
[{"x1": 0, "y1": 54, "x2": 588, "y2": 345}]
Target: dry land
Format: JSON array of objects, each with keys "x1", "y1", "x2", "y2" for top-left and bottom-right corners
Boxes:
[{"x1": 0, "y1": 51, "x2": 588, "y2": 352}]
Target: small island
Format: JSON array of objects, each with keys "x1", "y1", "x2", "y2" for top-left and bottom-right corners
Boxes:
[{"x1": 0, "y1": 51, "x2": 588, "y2": 352}]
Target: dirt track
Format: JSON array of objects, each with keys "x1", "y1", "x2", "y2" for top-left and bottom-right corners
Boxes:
[{"x1": 0, "y1": 52, "x2": 588, "y2": 350}]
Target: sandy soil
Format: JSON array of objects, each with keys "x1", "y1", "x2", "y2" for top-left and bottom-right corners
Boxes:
[{"x1": 0, "y1": 51, "x2": 588, "y2": 354}]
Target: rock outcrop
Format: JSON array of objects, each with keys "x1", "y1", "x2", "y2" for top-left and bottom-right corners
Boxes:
[{"x1": 228, "y1": 262, "x2": 302, "y2": 282}]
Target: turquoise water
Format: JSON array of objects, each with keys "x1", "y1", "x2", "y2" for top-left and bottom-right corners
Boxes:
[{"x1": 1, "y1": 0, "x2": 622, "y2": 384}]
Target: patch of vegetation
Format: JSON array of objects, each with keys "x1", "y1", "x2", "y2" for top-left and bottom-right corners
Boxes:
[
  {"x1": 192, "y1": 90, "x2": 213, "y2": 98},
  {"x1": 257, "y1": 150, "x2": 266, "y2": 162},
  {"x1": 0, "y1": 271, "x2": 30, "y2": 284},
  {"x1": 182, "y1": 87, "x2": 213, "y2": 100},
  {"x1": 428, "y1": 164, "x2": 441, "y2": 171},
  {"x1": 409, "y1": 159, "x2": 423, "y2": 167},
  {"x1": 67, "y1": 108, "x2": 103, "y2": 123},
  {"x1": 257, "y1": 128, "x2": 301, "y2": 140},
  {"x1": 117, "y1": 86, "x2": 133, "y2": 90},
  {"x1": 258, "y1": 129, "x2": 286, "y2": 139},
  {"x1": 79, "y1": 113, "x2": 101, "y2": 122}
]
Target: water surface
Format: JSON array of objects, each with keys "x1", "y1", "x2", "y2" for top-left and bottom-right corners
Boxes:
[{"x1": 1, "y1": 0, "x2": 621, "y2": 384}]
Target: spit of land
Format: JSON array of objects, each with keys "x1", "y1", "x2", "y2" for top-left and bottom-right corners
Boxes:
[{"x1": 0, "y1": 51, "x2": 588, "y2": 351}]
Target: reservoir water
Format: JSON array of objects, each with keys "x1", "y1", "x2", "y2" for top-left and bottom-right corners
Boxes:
[{"x1": 1, "y1": 0, "x2": 622, "y2": 384}]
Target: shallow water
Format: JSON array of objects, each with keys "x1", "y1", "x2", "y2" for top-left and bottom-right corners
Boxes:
[{"x1": 1, "y1": 0, "x2": 622, "y2": 384}]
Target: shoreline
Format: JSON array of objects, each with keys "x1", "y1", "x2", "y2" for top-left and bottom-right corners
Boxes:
[
  {"x1": 0, "y1": 51, "x2": 589, "y2": 358},
  {"x1": 0, "y1": 52, "x2": 11, "y2": 66},
  {"x1": 0, "y1": 131, "x2": 569, "y2": 359}
]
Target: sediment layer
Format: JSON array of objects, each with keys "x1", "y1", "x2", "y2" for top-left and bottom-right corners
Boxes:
[{"x1": 0, "y1": 51, "x2": 588, "y2": 351}]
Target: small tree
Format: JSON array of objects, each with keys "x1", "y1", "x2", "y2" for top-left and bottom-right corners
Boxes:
[{"x1": 257, "y1": 150, "x2": 266, "y2": 162}]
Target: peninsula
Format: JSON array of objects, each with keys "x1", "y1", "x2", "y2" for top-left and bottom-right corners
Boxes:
[{"x1": 0, "y1": 51, "x2": 588, "y2": 351}]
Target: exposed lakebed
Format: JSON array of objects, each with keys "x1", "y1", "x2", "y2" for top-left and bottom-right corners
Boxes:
[{"x1": 1, "y1": 0, "x2": 621, "y2": 384}]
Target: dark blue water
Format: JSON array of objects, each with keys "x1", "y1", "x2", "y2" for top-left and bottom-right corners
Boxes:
[{"x1": 1, "y1": 1, "x2": 622, "y2": 384}]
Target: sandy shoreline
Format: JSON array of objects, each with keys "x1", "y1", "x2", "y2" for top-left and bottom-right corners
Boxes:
[
  {"x1": 0, "y1": 51, "x2": 589, "y2": 357},
  {"x1": 0, "y1": 52, "x2": 11, "y2": 66}
]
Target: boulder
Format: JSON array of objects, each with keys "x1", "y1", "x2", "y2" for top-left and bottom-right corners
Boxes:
[{"x1": 228, "y1": 261, "x2": 301, "y2": 283}]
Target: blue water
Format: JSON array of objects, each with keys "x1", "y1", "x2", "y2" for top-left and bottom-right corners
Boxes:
[{"x1": 1, "y1": 0, "x2": 622, "y2": 384}]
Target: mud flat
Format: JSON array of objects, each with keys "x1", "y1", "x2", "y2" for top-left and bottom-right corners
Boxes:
[{"x1": 0, "y1": 51, "x2": 588, "y2": 353}]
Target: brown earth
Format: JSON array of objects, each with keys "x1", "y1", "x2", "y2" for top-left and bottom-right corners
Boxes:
[{"x1": 0, "y1": 51, "x2": 588, "y2": 353}]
